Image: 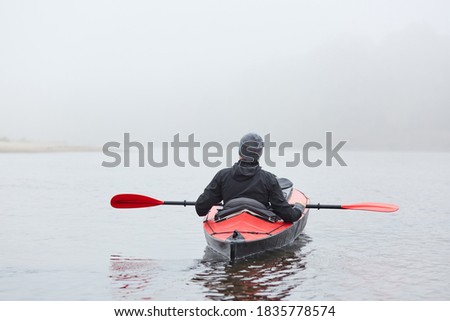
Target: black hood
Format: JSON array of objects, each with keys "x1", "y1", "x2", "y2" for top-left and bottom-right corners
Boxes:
[{"x1": 231, "y1": 161, "x2": 261, "y2": 182}]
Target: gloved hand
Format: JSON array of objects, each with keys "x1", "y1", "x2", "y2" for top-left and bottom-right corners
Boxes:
[{"x1": 293, "y1": 202, "x2": 305, "y2": 214}]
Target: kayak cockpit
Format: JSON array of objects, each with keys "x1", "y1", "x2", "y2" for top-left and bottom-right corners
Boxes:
[{"x1": 214, "y1": 197, "x2": 280, "y2": 222}]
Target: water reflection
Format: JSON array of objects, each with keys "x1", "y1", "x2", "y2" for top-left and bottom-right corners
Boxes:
[
  {"x1": 109, "y1": 235, "x2": 312, "y2": 300},
  {"x1": 192, "y1": 234, "x2": 312, "y2": 300},
  {"x1": 109, "y1": 254, "x2": 158, "y2": 300}
]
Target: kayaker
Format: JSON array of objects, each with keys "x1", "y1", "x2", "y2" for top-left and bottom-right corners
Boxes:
[{"x1": 195, "y1": 133, "x2": 303, "y2": 222}]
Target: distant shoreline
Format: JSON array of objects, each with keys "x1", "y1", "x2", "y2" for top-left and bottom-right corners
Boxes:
[{"x1": 0, "y1": 141, "x2": 99, "y2": 153}]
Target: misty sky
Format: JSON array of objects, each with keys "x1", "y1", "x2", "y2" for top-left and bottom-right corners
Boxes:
[{"x1": 1, "y1": 0, "x2": 449, "y2": 151}]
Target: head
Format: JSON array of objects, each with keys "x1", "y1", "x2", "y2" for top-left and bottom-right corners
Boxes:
[{"x1": 239, "y1": 133, "x2": 264, "y2": 163}]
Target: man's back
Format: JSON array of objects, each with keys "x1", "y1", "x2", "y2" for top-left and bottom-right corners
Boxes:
[{"x1": 195, "y1": 160, "x2": 302, "y2": 222}]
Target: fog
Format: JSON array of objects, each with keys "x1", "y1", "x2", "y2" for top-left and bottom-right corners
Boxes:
[{"x1": 1, "y1": 0, "x2": 449, "y2": 151}]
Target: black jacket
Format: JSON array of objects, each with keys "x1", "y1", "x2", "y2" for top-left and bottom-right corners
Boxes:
[{"x1": 195, "y1": 161, "x2": 302, "y2": 222}]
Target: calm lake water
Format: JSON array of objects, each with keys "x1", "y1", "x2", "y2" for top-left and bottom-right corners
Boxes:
[{"x1": 0, "y1": 151, "x2": 449, "y2": 300}]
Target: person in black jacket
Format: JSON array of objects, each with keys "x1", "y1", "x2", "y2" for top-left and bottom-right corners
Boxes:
[{"x1": 195, "y1": 133, "x2": 302, "y2": 222}]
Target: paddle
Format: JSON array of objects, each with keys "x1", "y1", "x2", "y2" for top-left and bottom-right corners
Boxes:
[
  {"x1": 304, "y1": 203, "x2": 399, "y2": 212},
  {"x1": 110, "y1": 194, "x2": 399, "y2": 213},
  {"x1": 110, "y1": 194, "x2": 198, "y2": 208}
]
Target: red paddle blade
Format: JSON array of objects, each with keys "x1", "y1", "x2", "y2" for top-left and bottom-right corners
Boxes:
[
  {"x1": 341, "y1": 202, "x2": 399, "y2": 213},
  {"x1": 110, "y1": 194, "x2": 164, "y2": 208}
]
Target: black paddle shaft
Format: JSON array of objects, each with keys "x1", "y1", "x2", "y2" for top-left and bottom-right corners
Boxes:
[
  {"x1": 163, "y1": 201, "x2": 223, "y2": 206},
  {"x1": 306, "y1": 204, "x2": 342, "y2": 210},
  {"x1": 163, "y1": 201, "x2": 196, "y2": 207},
  {"x1": 163, "y1": 201, "x2": 340, "y2": 210}
]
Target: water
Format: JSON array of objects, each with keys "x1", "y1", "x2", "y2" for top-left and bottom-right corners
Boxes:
[{"x1": 0, "y1": 151, "x2": 449, "y2": 300}]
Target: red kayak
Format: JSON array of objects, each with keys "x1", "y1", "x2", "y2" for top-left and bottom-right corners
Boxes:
[{"x1": 203, "y1": 179, "x2": 309, "y2": 261}]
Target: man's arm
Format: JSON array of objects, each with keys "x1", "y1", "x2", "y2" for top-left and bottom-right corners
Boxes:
[
  {"x1": 268, "y1": 177, "x2": 302, "y2": 222},
  {"x1": 195, "y1": 171, "x2": 223, "y2": 216}
]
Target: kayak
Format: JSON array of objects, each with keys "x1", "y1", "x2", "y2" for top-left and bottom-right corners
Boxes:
[{"x1": 202, "y1": 178, "x2": 309, "y2": 261}]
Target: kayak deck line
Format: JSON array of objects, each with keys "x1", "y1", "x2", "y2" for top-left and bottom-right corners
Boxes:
[
  {"x1": 211, "y1": 231, "x2": 273, "y2": 236},
  {"x1": 205, "y1": 218, "x2": 289, "y2": 237}
]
